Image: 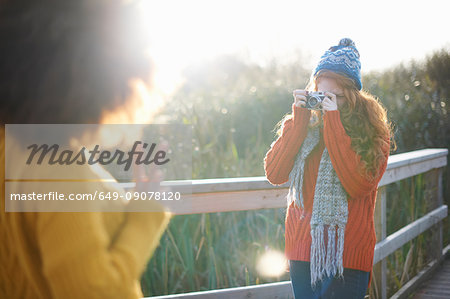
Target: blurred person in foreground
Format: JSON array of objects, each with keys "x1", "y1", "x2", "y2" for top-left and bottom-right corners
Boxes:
[
  {"x1": 264, "y1": 38, "x2": 394, "y2": 298},
  {"x1": 0, "y1": 1, "x2": 172, "y2": 298}
]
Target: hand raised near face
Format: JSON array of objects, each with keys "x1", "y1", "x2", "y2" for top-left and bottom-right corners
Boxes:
[
  {"x1": 321, "y1": 92, "x2": 338, "y2": 112},
  {"x1": 293, "y1": 89, "x2": 308, "y2": 108}
]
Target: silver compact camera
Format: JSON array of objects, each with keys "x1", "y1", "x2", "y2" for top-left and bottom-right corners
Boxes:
[{"x1": 305, "y1": 91, "x2": 326, "y2": 110}]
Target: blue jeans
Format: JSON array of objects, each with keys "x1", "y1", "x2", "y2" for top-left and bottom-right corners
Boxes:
[{"x1": 289, "y1": 260, "x2": 369, "y2": 299}]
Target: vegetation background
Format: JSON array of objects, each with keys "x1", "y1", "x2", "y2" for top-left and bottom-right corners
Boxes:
[{"x1": 140, "y1": 48, "x2": 449, "y2": 298}]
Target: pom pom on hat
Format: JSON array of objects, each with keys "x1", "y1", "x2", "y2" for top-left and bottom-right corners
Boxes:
[
  {"x1": 339, "y1": 38, "x2": 355, "y2": 47},
  {"x1": 313, "y1": 38, "x2": 362, "y2": 90}
]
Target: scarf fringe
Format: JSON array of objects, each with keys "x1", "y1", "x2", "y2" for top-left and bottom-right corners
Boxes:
[{"x1": 310, "y1": 224, "x2": 345, "y2": 289}]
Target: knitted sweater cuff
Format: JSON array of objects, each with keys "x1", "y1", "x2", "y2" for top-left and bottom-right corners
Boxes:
[{"x1": 292, "y1": 103, "x2": 311, "y2": 127}]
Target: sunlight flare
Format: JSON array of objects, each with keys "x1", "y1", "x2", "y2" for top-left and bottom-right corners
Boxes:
[{"x1": 256, "y1": 249, "x2": 287, "y2": 277}]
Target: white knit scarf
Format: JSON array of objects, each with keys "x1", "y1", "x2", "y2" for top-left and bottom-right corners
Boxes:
[{"x1": 287, "y1": 123, "x2": 348, "y2": 289}]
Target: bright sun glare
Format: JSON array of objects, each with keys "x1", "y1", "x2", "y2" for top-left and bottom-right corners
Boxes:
[
  {"x1": 136, "y1": 0, "x2": 449, "y2": 98},
  {"x1": 256, "y1": 249, "x2": 287, "y2": 277}
]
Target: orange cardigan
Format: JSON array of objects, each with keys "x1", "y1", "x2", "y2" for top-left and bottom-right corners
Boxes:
[{"x1": 264, "y1": 103, "x2": 389, "y2": 291}]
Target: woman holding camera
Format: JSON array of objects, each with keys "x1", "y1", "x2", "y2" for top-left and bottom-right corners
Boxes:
[{"x1": 264, "y1": 38, "x2": 392, "y2": 298}]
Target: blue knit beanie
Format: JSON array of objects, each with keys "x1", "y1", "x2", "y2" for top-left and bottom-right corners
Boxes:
[{"x1": 313, "y1": 38, "x2": 362, "y2": 90}]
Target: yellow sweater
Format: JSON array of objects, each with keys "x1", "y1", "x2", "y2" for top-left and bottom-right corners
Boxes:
[{"x1": 0, "y1": 128, "x2": 172, "y2": 299}]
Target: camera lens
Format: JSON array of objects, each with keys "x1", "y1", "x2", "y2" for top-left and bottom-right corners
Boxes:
[{"x1": 308, "y1": 97, "x2": 318, "y2": 107}]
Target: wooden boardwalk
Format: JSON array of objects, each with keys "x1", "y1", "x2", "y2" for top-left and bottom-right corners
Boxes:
[{"x1": 411, "y1": 256, "x2": 450, "y2": 299}]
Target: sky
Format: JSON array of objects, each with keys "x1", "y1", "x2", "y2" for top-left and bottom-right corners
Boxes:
[{"x1": 137, "y1": 0, "x2": 450, "y2": 94}]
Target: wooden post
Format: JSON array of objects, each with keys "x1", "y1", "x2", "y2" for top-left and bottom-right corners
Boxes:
[
  {"x1": 373, "y1": 186, "x2": 387, "y2": 299},
  {"x1": 426, "y1": 168, "x2": 444, "y2": 262}
]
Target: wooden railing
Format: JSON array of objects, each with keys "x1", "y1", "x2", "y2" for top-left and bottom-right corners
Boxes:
[{"x1": 143, "y1": 148, "x2": 448, "y2": 299}]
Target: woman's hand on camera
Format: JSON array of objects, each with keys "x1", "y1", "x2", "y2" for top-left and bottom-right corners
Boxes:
[
  {"x1": 322, "y1": 92, "x2": 338, "y2": 112},
  {"x1": 293, "y1": 89, "x2": 307, "y2": 107}
]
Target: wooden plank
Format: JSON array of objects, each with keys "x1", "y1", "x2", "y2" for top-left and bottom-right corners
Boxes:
[
  {"x1": 121, "y1": 177, "x2": 287, "y2": 194},
  {"x1": 373, "y1": 186, "x2": 387, "y2": 299},
  {"x1": 168, "y1": 188, "x2": 289, "y2": 215},
  {"x1": 121, "y1": 156, "x2": 447, "y2": 215},
  {"x1": 385, "y1": 149, "x2": 447, "y2": 170},
  {"x1": 390, "y1": 245, "x2": 450, "y2": 299},
  {"x1": 378, "y1": 155, "x2": 447, "y2": 187},
  {"x1": 437, "y1": 168, "x2": 444, "y2": 260},
  {"x1": 425, "y1": 169, "x2": 444, "y2": 263},
  {"x1": 147, "y1": 179, "x2": 447, "y2": 216},
  {"x1": 122, "y1": 149, "x2": 448, "y2": 196},
  {"x1": 390, "y1": 257, "x2": 444, "y2": 299},
  {"x1": 147, "y1": 281, "x2": 293, "y2": 299},
  {"x1": 373, "y1": 205, "x2": 448, "y2": 264}
]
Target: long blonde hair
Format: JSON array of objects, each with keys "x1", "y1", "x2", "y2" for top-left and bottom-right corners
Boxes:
[{"x1": 276, "y1": 70, "x2": 395, "y2": 180}]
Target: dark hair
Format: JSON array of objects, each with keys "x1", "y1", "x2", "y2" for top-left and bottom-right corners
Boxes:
[{"x1": 0, "y1": 0, "x2": 153, "y2": 124}]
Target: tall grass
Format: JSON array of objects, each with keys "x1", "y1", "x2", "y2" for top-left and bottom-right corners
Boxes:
[{"x1": 141, "y1": 209, "x2": 288, "y2": 296}]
